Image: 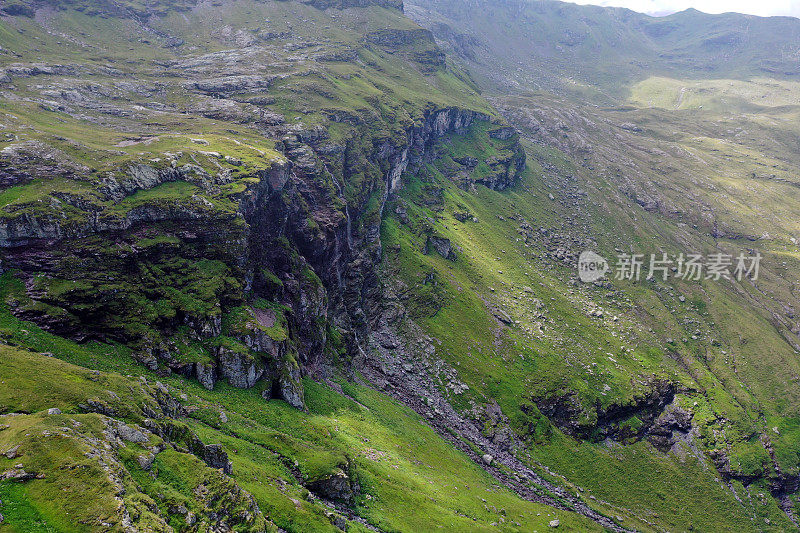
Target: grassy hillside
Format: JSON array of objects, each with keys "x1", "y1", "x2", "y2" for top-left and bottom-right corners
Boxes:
[
  {"x1": 377, "y1": 120, "x2": 800, "y2": 530},
  {"x1": 403, "y1": 0, "x2": 800, "y2": 530},
  {"x1": 0, "y1": 277, "x2": 601, "y2": 532},
  {"x1": 0, "y1": 0, "x2": 618, "y2": 530},
  {"x1": 2, "y1": 0, "x2": 800, "y2": 531}
]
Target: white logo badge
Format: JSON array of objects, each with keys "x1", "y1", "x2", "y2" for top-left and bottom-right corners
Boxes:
[{"x1": 578, "y1": 251, "x2": 609, "y2": 283}]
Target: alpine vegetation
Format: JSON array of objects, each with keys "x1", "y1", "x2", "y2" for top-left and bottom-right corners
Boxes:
[{"x1": 1, "y1": 0, "x2": 799, "y2": 531}]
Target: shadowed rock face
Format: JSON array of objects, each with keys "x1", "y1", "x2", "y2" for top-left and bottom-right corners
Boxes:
[
  {"x1": 534, "y1": 380, "x2": 679, "y2": 442},
  {"x1": 307, "y1": 468, "x2": 360, "y2": 503},
  {"x1": 0, "y1": 101, "x2": 523, "y2": 412},
  {"x1": 426, "y1": 235, "x2": 456, "y2": 260},
  {"x1": 0, "y1": 0, "x2": 522, "y2": 414}
]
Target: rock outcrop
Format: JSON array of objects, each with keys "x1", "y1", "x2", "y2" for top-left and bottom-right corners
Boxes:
[
  {"x1": 535, "y1": 380, "x2": 680, "y2": 443},
  {"x1": 0, "y1": 104, "x2": 524, "y2": 412},
  {"x1": 307, "y1": 467, "x2": 360, "y2": 504},
  {"x1": 0, "y1": 0, "x2": 524, "y2": 421}
]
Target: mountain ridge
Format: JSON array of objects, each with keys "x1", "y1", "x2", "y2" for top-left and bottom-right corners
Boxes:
[{"x1": 408, "y1": 0, "x2": 800, "y2": 100}]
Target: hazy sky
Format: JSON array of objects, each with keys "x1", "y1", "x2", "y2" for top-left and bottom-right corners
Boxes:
[{"x1": 563, "y1": 0, "x2": 800, "y2": 18}]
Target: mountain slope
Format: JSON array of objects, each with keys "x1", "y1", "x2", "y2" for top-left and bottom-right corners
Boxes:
[
  {"x1": 2, "y1": 0, "x2": 800, "y2": 531},
  {"x1": 405, "y1": 0, "x2": 800, "y2": 529},
  {"x1": 0, "y1": 297, "x2": 604, "y2": 531},
  {"x1": 0, "y1": 0, "x2": 613, "y2": 531},
  {"x1": 406, "y1": 0, "x2": 800, "y2": 99}
]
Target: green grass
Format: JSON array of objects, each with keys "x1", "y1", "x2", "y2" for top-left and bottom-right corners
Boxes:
[
  {"x1": 0, "y1": 309, "x2": 602, "y2": 532},
  {"x1": 376, "y1": 113, "x2": 800, "y2": 530},
  {"x1": 0, "y1": 483, "x2": 60, "y2": 533},
  {"x1": 2, "y1": 0, "x2": 800, "y2": 530},
  {"x1": 530, "y1": 432, "x2": 790, "y2": 532},
  {"x1": 630, "y1": 76, "x2": 800, "y2": 111}
]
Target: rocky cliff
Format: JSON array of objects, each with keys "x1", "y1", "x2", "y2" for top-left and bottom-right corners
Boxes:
[
  {"x1": 0, "y1": 94, "x2": 522, "y2": 411},
  {"x1": 0, "y1": 0, "x2": 529, "y2": 411}
]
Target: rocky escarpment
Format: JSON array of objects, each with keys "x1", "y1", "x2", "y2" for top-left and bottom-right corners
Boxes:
[
  {"x1": 0, "y1": 105, "x2": 524, "y2": 412},
  {"x1": 0, "y1": 0, "x2": 524, "y2": 414},
  {"x1": 243, "y1": 104, "x2": 524, "y2": 395},
  {"x1": 0, "y1": 140, "x2": 89, "y2": 188},
  {"x1": 533, "y1": 380, "x2": 692, "y2": 446}
]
